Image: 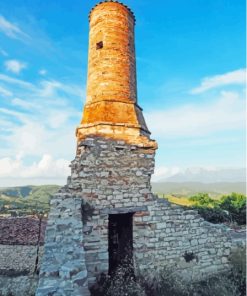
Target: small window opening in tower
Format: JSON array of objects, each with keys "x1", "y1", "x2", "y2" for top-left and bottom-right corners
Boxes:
[{"x1": 96, "y1": 41, "x2": 103, "y2": 50}]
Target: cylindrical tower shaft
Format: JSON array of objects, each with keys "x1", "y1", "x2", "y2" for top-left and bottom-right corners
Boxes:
[
  {"x1": 86, "y1": 1, "x2": 137, "y2": 104},
  {"x1": 77, "y1": 1, "x2": 156, "y2": 148}
]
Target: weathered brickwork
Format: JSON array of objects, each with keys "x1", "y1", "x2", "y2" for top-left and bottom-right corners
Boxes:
[
  {"x1": 36, "y1": 1, "x2": 241, "y2": 296},
  {"x1": 67, "y1": 137, "x2": 157, "y2": 285},
  {"x1": 67, "y1": 138, "x2": 232, "y2": 284},
  {"x1": 77, "y1": 1, "x2": 153, "y2": 146},
  {"x1": 87, "y1": 2, "x2": 137, "y2": 104},
  {"x1": 36, "y1": 137, "x2": 237, "y2": 295}
]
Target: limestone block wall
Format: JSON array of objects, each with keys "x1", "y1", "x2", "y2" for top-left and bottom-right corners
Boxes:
[
  {"x1": 133, "y1": 199, "x2": 232, "y2": 280},
  {"x1": 36, "y1": 192, "x2": 90, "y2": 296},
  {"x1": 69, "y1": 137, "x2": 156, "y2": 204},
  {"x1": 65, "y1": 137, "x2": 233, "y2": 286},
  {"x1": 79, "y1": 200, "x2": 232, "y2": 284},
  {"x1": 36, "y1": 136, "x2": 240, "y2": 295}
]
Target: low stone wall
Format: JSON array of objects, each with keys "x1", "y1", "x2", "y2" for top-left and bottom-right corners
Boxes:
[
  {"x1": 0, "y1": 275, "x2": 38, "y2": 296},
  {"x1": 0, "y1": 217, "x2": 46, "y2": 296},
  {"x1": 0, "y1": 245, "x2": 43, "y2": 274}
]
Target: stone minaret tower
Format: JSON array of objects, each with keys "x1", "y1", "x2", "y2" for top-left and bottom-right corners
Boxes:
[
  {"x1": 36, "y1": 2, "x2": 232, "y2": 295},
  {"x1": 77, "y1": 1, "x2": 156, "y2": 148}
]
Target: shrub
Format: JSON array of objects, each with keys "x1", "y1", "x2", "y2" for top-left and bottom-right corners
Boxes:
[
  {"x1": 91, "y1": 265, "x2": 244, "y2": 296},
  {"x1": 142, "y1": 267, "x2": 242, "y2": 296},
  {"x1": 90, "y1": 263, "x2": 145, "y2": 296},
  {"x1": 188, "y1": 192, "x2": 246, "y2": 225},
  {"x1": 140, "y1": 267, "x2": 192, "y2": 296},
  {"x1": 189, "y1": 193, "x2": 216, "y2": 207},
  {"x1": 192, "y1": 272, "x2": 241, "y2": 296},
  {"x1": 229, "y1": 246, "x2": 246, "y2": 296},
  {"x1": 219, "y1": 193, "x2": 246, "y2": 225},
  {"x1": 192, "y1": 206, "x2": 230, "y2": 224}
]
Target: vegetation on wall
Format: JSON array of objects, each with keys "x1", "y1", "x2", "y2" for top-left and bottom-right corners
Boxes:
[{"x1": 161, "y1": 192, "x2": 246, "y2": 225}]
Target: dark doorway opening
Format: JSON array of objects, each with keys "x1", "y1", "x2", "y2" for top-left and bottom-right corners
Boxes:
[{"x1": 108, "y1": 213, "x2": 134, "y2": 275}]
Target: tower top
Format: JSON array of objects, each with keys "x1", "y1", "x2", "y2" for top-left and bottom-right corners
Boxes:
[{"x1": 89, "y1": 1, "x2": 136, "y2": 23}]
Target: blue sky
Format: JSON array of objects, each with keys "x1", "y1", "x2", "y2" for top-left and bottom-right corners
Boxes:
[{"x1": 0, "y1": 0, "x2": 245, "y2": 185}]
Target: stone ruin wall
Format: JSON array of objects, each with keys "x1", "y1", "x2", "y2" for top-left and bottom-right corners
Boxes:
[
  {"x1": 0, "y1": 245, "x2": 44, "y2": 296},
  {"x1": 36, "y1": 137, "x2": 235, "y2": 296},
  {"x1": 36, "y1": 194, "x2": 90, "y2": 296},
  {"x1": 0, "y1": 245, "x2": 43, "y2": 274},
  {"x1": 69, "y1": 138, "x2": 232, "y2": 283},
  {"x1": 0, "y1": 218, "x2": 46, "y2": 296}
]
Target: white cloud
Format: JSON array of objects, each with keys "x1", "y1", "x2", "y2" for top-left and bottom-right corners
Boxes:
[
  {"x1": 152, "y1": 166, "x2": 181, "y2": 182},
  {"x1": 0, "y1": 154, "x2": 70, "y2": 180},
  {"x1": 39, "y1": 69, "x2": 47, "y2": 76},
  {"x1": 0, "y1": 74, "x2": 82, "y2": 171},
  {"x1": 0, "y1": 85, "x2": 12, "y2": 97},
  {"x1": 145, "y1": 90, "x2": 245, "y2": 138},
  {"x1": 0, "y1": 73, "x2": 85, "y2": 101},
  {"x1": 191, "y1": 68, "x2": 246, "y2": 94},
  {"x1": 0, "y1": 15, "x2": 30, "y2": 41},
  {"x1": 11, "y1": 97, "x2": 33, "y2": 109},
  {"x1": 38, "y1": 79, "x2": 84, "y2": 99},
  {"x1": 0, "y1": 107, "x2": 28, "y2": 122},
  {"x1": 0, "y1": 73, "x2": 33, "y2": 88},
  {"x1": 0, "y1": 104, "x2": 78, "y2": 158},
  {"x1": 5, "y1": 59, "x2": 27, "y2": 74},
  {"x1": 39, "y1": 80, "x2": 61, "y2": 97}
]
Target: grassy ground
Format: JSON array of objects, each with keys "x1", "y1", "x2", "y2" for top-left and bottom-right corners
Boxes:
[{"x1": 164, "y1": 195, "x2": 194, "y2": 206}]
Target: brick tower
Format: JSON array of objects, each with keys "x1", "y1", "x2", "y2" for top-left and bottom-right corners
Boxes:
[
  {"x1": 36, "y1": 2, "x2": 233, "y2": 295},
  {"x1": 77, "y1": 1, "x2": 156, "y2": 148}
]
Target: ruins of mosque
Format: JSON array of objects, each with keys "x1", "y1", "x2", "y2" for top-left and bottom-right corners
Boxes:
[{"x1": 36, "y1": 2, "x2": 235, "y2": 295}]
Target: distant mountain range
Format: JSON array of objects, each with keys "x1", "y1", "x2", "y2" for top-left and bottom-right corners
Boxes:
[
  {"x1": 156, "y1": 167, "x2": 246, "y2": 183},
  {"x1": 152, "y1": 182, "x2": 246, "y2": 197},
  {"x1": 152, "y1": 167, "x2": 246, "y2": 196}
]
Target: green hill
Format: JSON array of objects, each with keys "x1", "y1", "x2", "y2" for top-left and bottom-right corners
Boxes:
[
  {"x1": 0, "y1": 185, "x2": 60, "y2": 215},
  {"x1": 0, "y1": 182, "x2": 245, "y2": 216}
]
